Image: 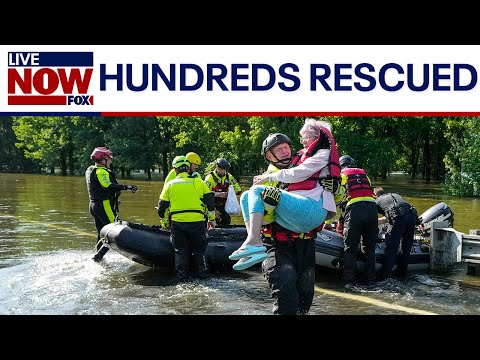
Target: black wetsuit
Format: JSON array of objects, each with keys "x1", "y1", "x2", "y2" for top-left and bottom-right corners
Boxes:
[
  {"x1": 85, "y1": 165, "x2": 124, "y2": 249},
  {"x1": 262, "y1": 224, "x2": 316, "y2": 315}
]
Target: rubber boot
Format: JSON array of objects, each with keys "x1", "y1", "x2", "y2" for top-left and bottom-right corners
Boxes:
[
  {"x1": 92, "y1": 245, "x2": 109, "y2": 262},
  {"x1": 363, "y1": 247, "x2": 377, "y2": 285},
  {"x1": 175, "y1": 249, "x2": 190, "y2": 282},
  {"x1": 192, "y1": 252, "x2": 209, "y2": 279}
]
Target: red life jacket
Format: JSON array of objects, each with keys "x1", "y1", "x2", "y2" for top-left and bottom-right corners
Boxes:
[
  {"x1": 210, "y1": 172, "x2": 230, "y2": 205},
  {"x1": 287, "y1": 126, "x2": 340, "y2": 192},
  {"x1": 262, "y1": 223, "x2": 322, "y2": 243},
  {"x1": 342, "y1": 167, "x2": 374, "y2": 199}
]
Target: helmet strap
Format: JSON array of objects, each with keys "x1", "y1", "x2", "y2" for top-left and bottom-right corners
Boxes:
[
  {"x1": 266, "y1": 145, "x2": 291, "y2": 167},
  {"x1": 269, "y1": 157, "x2": 291, "y2": 169},
  {"x1": 99, "y1": 158, "x2": 109, "y2": 168}
]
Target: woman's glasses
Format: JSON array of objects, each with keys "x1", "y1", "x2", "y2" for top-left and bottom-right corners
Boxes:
[{"x1": 300, "y1": 134, "x2": 311, "y2": 143}]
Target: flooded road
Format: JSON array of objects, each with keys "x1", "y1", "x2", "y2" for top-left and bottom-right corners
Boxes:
[{"x1": 1, "y1": 172, "x2": 479, "y2": 315}]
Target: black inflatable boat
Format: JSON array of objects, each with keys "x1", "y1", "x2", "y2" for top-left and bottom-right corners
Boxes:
[{"x1": 98, "y1": 202, "x2": 453, "y2": 271}]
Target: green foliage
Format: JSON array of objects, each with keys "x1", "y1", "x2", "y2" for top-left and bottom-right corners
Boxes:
[
  {"x1": 3, "y1": 115, "x2": 478, "y2": 198},
  {"x1": 72, "y1": 116, "x2": 115, "y2": 172},
  {"x1": 13, "y1": 116, "x2": 69, "y2": 172},
  {"x1": 106, "y1": 117, "x2": 163, "y2": 175},
  {"x1": 204, "y1": 161, "x2": 217, "y2": 175},
  {"x1": 333, "y1": 116, "x2": 396, "y2": 177},
  {"x1": 444, "y1": 117, "x2": 480, "y2": 196},
  {"x1": 0, "y1": 116, "x2": 38, "y2": 172}
]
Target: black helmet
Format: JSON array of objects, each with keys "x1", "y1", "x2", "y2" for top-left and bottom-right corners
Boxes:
[
  {"x1": 261, "y1": 133, "x2": 292, "y2": 158},
  {"x1": 339, "y1": 155, "x2": 355, "y2": 168},
  {"x1": 216, "y1": 158, "x2": 230, "y2": 170}
]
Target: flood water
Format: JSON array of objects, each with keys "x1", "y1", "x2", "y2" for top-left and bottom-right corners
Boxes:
[{"x1": 1, "y1": 172, "x2": 480, "y2": 315}]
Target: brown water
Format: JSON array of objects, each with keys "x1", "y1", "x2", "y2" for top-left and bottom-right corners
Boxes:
[
  {"x1": 1, "y1": 172, "x2": 480, "y2": 315},
  {"x1": 373, "y1": 174, "x2": 480, "y2": 235}
]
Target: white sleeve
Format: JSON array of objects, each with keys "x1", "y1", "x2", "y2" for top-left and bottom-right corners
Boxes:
[{"x1": 266, "y1": 149, "x2": 330, "y2": 184}]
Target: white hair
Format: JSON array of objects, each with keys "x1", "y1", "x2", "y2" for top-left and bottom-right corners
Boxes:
[{"x1": 299, "y1": 118, "x2": 332, "y2": 138}]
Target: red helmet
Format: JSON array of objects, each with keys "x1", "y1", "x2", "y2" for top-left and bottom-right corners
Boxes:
[{"x1": 91, "y1": 147, "x2": 113, "y2": 162}]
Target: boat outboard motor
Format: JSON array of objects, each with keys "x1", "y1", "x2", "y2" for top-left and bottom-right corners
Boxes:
[
  {"x1": 419, "y1": 202, "x2": 454, "y2": 226},
  {"x1": 418, "y1": 202, "x2": 454, "y2": 237}
]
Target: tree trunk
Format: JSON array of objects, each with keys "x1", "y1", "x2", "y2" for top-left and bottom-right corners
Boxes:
[
  {"x1": 68, "y1": 146, "x2": 75, "y2": 175},
  {"x1": 60, "y1": 151, "x2": 67, "y2": 176},
  {"x1": 423, "y1": 130, "x2": 431, "y2": 182},
  {"x1": 162, "y1": 149, "x2": 169, "y2": 180}
]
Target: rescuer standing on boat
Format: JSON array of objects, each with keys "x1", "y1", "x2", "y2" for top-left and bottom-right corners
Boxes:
[
  {"x1": 85, "y1": 147, "x2": 138, "y2": 262},
  {"x1": 158, "y1": 156, "x2": 216, "y2": 281}
]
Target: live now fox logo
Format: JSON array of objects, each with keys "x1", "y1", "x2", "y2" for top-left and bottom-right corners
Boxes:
[{"x1": 7, "y1": 52, "x2": 94, "y2": 106}]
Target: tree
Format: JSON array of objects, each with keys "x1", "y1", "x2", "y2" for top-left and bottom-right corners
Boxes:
[
  {"x1": 0, "y1": 116, "x2": 39, "y2": 172},
  {"x1": 13, "y1": 116, "x2": 70, "y2": 174},
  {"x1": 106, "y1": 117, "x2": 163, "y2": 180}
]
